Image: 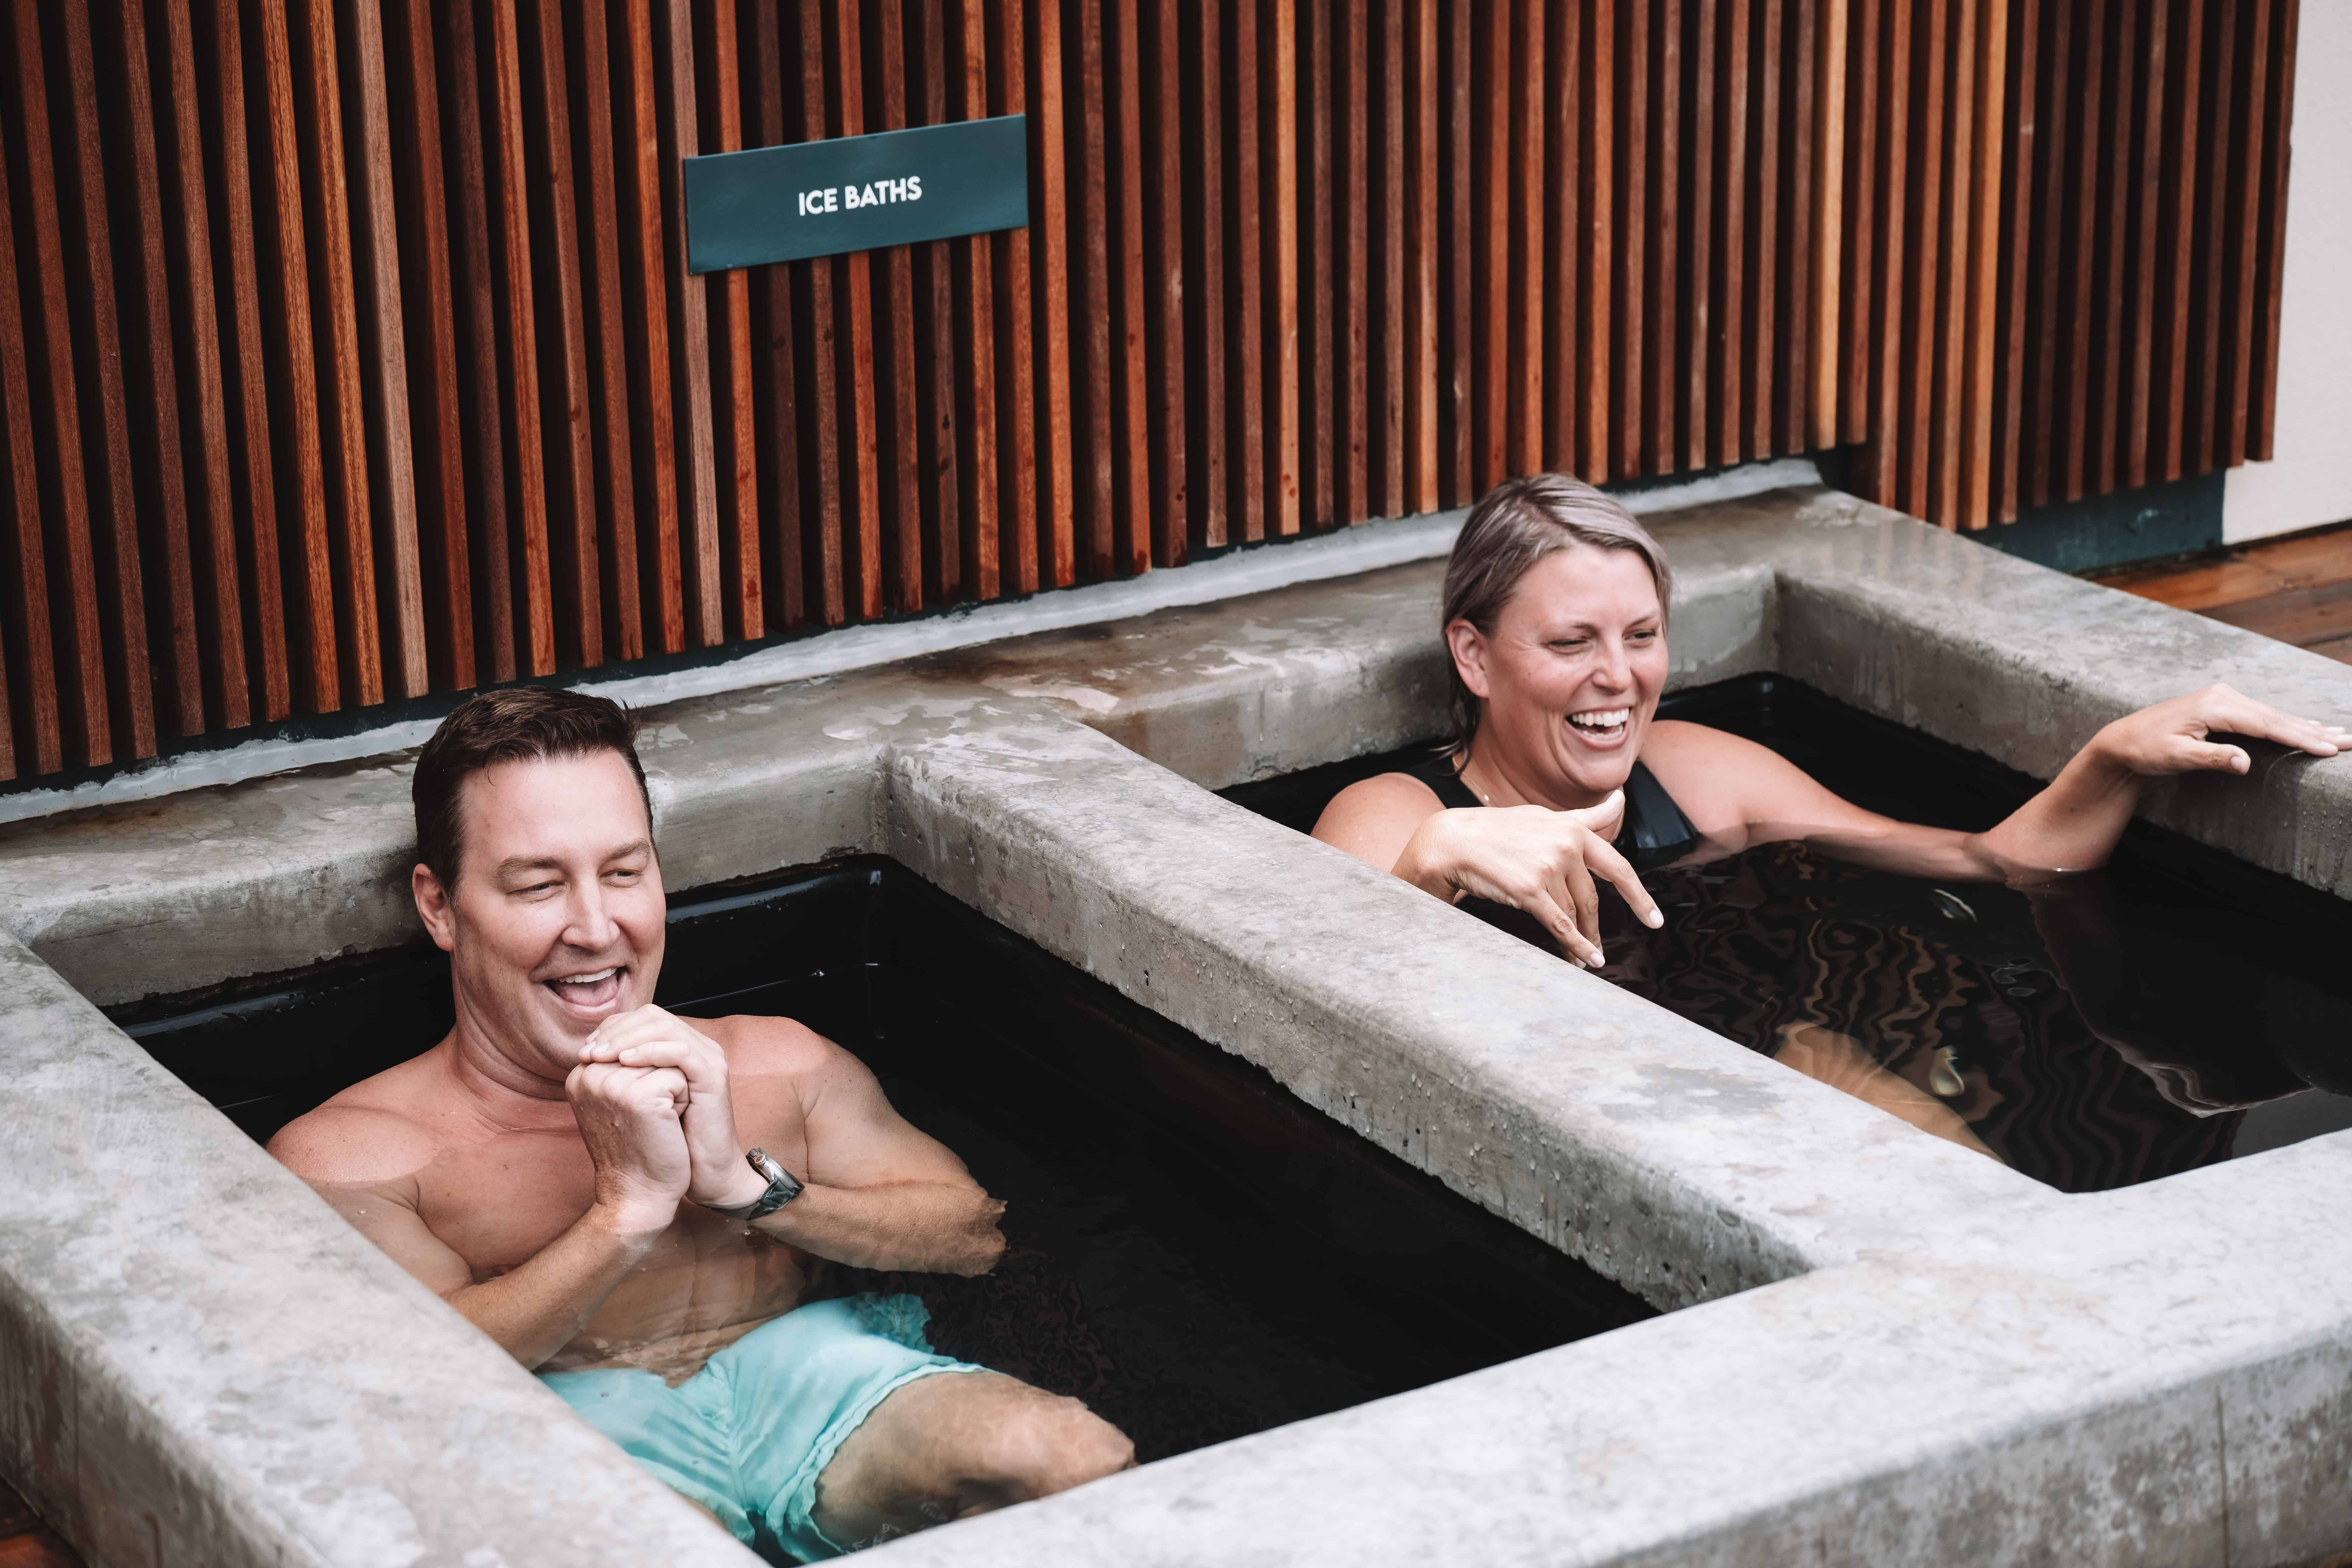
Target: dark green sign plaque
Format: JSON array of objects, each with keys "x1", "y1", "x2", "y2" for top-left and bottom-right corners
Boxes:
[{"x1": 682, "y1": 115, "x2": 1028, "y2": 274}]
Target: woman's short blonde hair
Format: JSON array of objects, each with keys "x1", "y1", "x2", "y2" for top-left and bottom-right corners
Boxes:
[{"x1": 1439, "y1": 473, "x2": 1674, "y2": 757}]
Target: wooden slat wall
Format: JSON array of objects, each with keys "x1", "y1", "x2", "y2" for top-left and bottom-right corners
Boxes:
[{"x1": 0, "y1": 0, "x2": 2304, "y2": 783}]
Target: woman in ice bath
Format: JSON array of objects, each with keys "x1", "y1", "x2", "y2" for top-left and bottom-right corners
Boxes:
[{"x1": 1313, "y1": 474, "x2": 2351, "y2": 1150}]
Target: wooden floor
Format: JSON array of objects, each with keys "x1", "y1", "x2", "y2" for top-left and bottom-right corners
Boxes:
[
  {"x1": 0, "y1": 1479, "x2": 77, "y2": 1568},
  {"x1": 2092, "y1": 521, "x2": 2352, "y2": 663}
]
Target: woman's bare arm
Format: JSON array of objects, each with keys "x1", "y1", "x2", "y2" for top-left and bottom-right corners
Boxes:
[{"x1": 1649, "y1": 686, "x2": 2349, "y2": 882}]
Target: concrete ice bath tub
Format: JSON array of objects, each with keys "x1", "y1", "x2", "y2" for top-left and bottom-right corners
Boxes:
[{"x1": 3, "y1": 483, "x2": 2349, "y2": 1566}]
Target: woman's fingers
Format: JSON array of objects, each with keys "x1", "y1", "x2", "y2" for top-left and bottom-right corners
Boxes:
[
  {"x1": 1578, "y1": 831, "x2": 1664, "y2": 930},
  {"x1": 2202, "y1": 689, "x2": 2347, "y2": 757},
  {"x1": 1524, "y1": 885, "x2": 1604, "y2": 967},
  {"x1": 2180, "y1": 738, "x2": 2252, "y2": 774},
  {"x1": 1563, "y1": 788, "x2": 1625, "y2": 836},
  {"x1": 1556, "y1": 856, "x2": 1603, "y2": 964}
]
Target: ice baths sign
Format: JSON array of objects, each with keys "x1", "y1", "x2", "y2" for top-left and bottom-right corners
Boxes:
[{"x1": 681, "y1": 115, "x2": 1028, "y2": 273}]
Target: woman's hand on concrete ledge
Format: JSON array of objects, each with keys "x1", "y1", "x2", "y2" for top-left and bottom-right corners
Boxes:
[
  {"x1": 1391, "y1": 793, "x2": 1664, "y2": 968},
  {"x1": 2088, "y1": 682, "x2": 2348, "y2": 780},
  {"x1": 1976, "y1": 683, "x2": 2351, "y2": 877}
]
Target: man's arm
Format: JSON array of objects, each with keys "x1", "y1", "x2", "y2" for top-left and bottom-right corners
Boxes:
[
  {"x1": 582, "y1": 1008, "x2": 1006, "y2": 1276},
  {"x1": 270, "y1": 1067, "x2": 695, "y2": 1369},
  {"x1": 738, "y1": 1036, "x2": 1006, "y2": 1275}
]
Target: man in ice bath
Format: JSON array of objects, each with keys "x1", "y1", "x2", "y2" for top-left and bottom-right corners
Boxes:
[{"x1": 270, "y1": 688, "x2": 1132, "y2": 1561}]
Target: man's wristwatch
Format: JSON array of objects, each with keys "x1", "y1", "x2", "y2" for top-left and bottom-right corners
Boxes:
[{"x1": 707, "y1": 1148, "x2": 804, "y2": 1221}]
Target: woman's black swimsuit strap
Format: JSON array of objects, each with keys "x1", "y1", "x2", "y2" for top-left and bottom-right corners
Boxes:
[{"x1": 1404, "y1": 751, "x2": 1700, "y2": 872}]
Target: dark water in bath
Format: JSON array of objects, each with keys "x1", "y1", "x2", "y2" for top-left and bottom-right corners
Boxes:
[
  {"x1": 1224, "y1": 674, "x2": 2352, "y2": 1192},
  {"x1": 113, "y1": 862, "x2": 1651, "y2": 1464}
]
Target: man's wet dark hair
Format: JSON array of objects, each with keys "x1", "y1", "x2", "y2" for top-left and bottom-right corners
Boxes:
[{"x1": 412, "y1": 687, "x2": 651, "y2": 888}]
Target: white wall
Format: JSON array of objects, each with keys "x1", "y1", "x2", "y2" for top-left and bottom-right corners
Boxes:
[{"x1": 2223, "y1": 0, "x2": 2352, "y2": 544}]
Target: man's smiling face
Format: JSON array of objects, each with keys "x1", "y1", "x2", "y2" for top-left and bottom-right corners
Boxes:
[{"x1": 419, "y1": 749, "x2": 666, "y2": 1080}]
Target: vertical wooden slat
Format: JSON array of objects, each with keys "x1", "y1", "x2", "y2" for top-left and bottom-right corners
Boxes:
[
  {"x1": 914, "y1": 0, "x2": 963, "y2": 603},
  {"x1": 1338, "y1": 0, "x2": 1367, "y2": 523},
  {"x1": 340, "y1": 0, "x2": 429, "y2": 695},
  {"x1": 0, "y1": 59, "x2": 61, "y2": 775},
  {"x1": 990, "y1": 0, "x2": 1038, "y2": 593},
  {"x1": 950, "y1": 0, "x2": 997, "y2": 602},
  {"x1": 2248, "y1": 0, "x2": 2297, "y2": 460},
  {"x1": 290, "y1": 0, "x2": 387, "y2": 702},
  {"x1": 209, "y1": 0, "x2": 292, "y2": 718},
  {"x1": 1403, "y1": 0, "x2": 1438, "y2": 512},
  {"x1": 1833, "y1": 0, "x2": 1873, "y2": 447},
  {"x1": 383, "y1": 0, "x2": 475, "y2": 688},
  {"x1": 2186, "y1": 0, "x2": 2234, "y2": 478},
  {"x1": 1475, "y1": 0, "x2": 1510, "y2": 489},
  {"x1": 1898, "y1": 0, "x2": 1948, "y2": 514},
  {"x1": 1615, "y1": 0, "x2": 1646, "y2": 478},
  {"x1": 790, "y1": 0, "x2": 845, "y2": 626},
  {"x1": 8, "y1": 2, "x2": 110, "y2": 763},
  {"x1": 1779, "y1": 0, "x2": 1816, "y2": 458},
  {"x1": 1264, "y1": 0, "x2": 1300, "y2": 532},
  {"x1": 1506, "y1": 0, "x2": 1544, "y2": 478},
  {"x1": 1931, "y1": 0, "x2": 1977, "y2": 526},
  {"x1": 2022, "y1": 0, "x2": 2073, "y2": 503},
  {"x1": 1299, "y1": 0, "x2": 1331, "y2": 531},
  {"x1": 616, "y1": 0, "x2": 684, "y2": 648},
  {"x1": 1185, "y1": 0, "x2": 1227, "y2": 551},
  {"x1": 58, "y1": 4, "x2": 160, "y2": 750},
  {"x1": 1957, "y1": 0, "x2": 2008, "y2": 528},
  {"x1": 2119, "y1": 0, "x2": 2166, "y2": 491},
  {"x1": 1028, "y1": 0, "x2": 1074, "y2": 585},
  {"x1": 1808, "y1": 0, "x2": 1846, "y2": 451},
  {"x1": 2150, "y1": 0, "x2": 2202, "y2": 484},
  {"x1": 710, "y1": 1, "x2": 759, "y2": 638},
  {"x1": 255, "y1": 0, "x2": 345, "y2": 711},
  {"x1": 1645, "y1": 0, "x2": 1680, "y2": 476},
  {"x1": 2087, "y1": 0, "x2": 2136, "y2": 498},
  {"x1": 1106, "y1": 0, "x2": 1150, "y2": 572},
  {"x1": 1146, "y1": 0, "x2": 1187, "y2": 562},
  {"x1": 485, "y1": 0, "x2": 554, "y2": 673},
  {"x1": 1752, "y1": 0, "x2": 1787, "y2": 454},
  {"x1": 1686, "y1": 0, "x2": 1717, "y2": 474},
  {"x1": 1545, "y1": 0, "x2": 1582, "y2": 472},
  {"x1": 739, "y1": 0, "x2": 800, "y2": 631},
  {"x1": 529, "y1": 0, "x2": 609, "y2": 665},
  {"x1": 1863, "y1": 0, "x2": 1911, "y2": 502},
  {"x1": 1993, "y1": 0, "x2": 2039, "y2": 519},
  {"x1": 662, "y1": 0, "x2": 725, "y2": 639},
  {"x1": 1580, "y1": 0, "x2": 1612, "y2": 479},
  {"x1": 440, "y1": 0, "x2": 518, "y2": 678},
  {"x1": 1227, "y1": 0, "x2": 1265, "y2": 540},
  {"x1": 110, "y1": 0, "x2": 206, "y2": 737},
  {"x1": 1714, "y1": 0, "x2": 1749, "y2": 464},
  {"x1": 1443, "y1": 0, "x2": 1471, "y2": 501},
  {"x1": 2057, "y1": 0, "x2": 2105, "y2": 499},
  {"x1": 2222, "y1": 0, "x2": 2276, "y2": 467},
  {"x1": 871, "y1": 0, "x2": 923, "y2": 611},
  {"x1": 1071, "y1": 0, "x2": 1115, "y2": 574},
  {"x1": 1376, "y1": 0, "x2": 1404, "y2": 514},
  {"x1": 576, "y1": 0, "x2": 645, "y2": 653},
  {"x1": 835, "y1": 0, "x2": 883, "y2": 617}
]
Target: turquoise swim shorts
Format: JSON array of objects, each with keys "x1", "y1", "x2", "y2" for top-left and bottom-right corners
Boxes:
[{"x1": 540, "y1": 1293, "x2": 985, "y2": 1563}]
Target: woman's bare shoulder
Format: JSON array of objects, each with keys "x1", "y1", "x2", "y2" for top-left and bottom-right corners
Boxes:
[{"x1": 1311, "y1": 771, "x2": 1447, "y2": 866}]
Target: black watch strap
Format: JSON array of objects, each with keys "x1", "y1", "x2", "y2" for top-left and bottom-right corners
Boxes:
[{"x1": 709, "y1": 1147, "x2": 804, "y2": 1221}]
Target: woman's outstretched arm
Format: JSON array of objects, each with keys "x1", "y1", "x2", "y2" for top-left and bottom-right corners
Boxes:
[{"x1": 1650, "y1": 685, "x2": 2348, "y2": 881}]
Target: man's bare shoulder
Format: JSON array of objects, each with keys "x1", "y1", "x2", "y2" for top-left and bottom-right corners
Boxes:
[
  {"x1": 691, "y1": 1012, "x2": 852, "y2": 1076},
  {"x1": 266, "y1": 1050, "x2": 453, "y2": 1185}
]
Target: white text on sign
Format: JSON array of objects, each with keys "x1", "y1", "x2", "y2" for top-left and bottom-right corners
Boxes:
[{"x1": 796, "y1": 176, "x2": 925, "y2": 215}]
